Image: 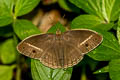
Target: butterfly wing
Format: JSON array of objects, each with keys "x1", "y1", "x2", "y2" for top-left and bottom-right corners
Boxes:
[
  {"x1": 62, "y1": 29, "x2": 103, "y2": 68},
  {"x1": 17, "y1": 34, "x2": 58, "y2": 67},
  {"x1": 63, "y1": 29, "x2": 102, "y2": 53}
]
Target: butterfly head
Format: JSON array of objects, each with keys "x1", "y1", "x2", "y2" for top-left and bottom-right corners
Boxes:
[{"x1": 56, "y1": 29, "x2": 61, "y2": 35}]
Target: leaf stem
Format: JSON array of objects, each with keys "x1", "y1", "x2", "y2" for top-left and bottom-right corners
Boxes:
[
  {"x1": 81, "y1": 66, "x2": 87, "y2": 80},
  {"x1": 16, "y1": 66, "x2": 21, "y2": 80}
]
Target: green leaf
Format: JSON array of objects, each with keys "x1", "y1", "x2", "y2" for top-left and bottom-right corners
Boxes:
[
  {"x1": 0, "y1": 0, "x2": 14, "y2": 27},
  {"x1": 31, "y1": 59, "x2": 72, "y2": 80},
  {"x1": 0, "y1": 39, "x2": 16, "y2": 64},
  {"x1": 87, "y1": 29, "x2": 120, "y2": 61},
  {"x1": 117, "y1": 16, "x2": 120, "y2": 44},
  {"x1": 110, "y1": 0, "x2": 120, "y2": 21},
  {"x1": 69, "y1": 0, "x2": 120, "y2": 22},
  {"x1": 94, "y1": 23, "x2": 114, "y2": 31},
  {"x1": 71, "y1": 15, "x2": 114, "y2": 31},
  {"x1": 15, "y1": 0, "x2": 40, "y2": 17},
  {"x1": 69, "y1": 0, "x2": 103, "y2": 20},
  {"x1": 13, "y1": 19, "x2": 41, "y2": 40},
  {"x1": 47, "y1": 22, "x2": 66, "y2": 34},
  {"x1": 109, "y1": 59, "x2": 120, "y2": 80},
  {"x1": 113, "y1": 23, "x2": 117, "y2": 30},
  {"x1": 0, "y1": 65, "x2": 16, "y2": 80},
  {"x1": 58, "y1": 0, "x2": 80, "y2": 13},
  {"x1": 94, "y1": 66, "x2": 109, "y2": 74},
  {"x1": 0, "y1": 43, "x2": 2, "y2": 58},
  {"x1": 0, "y1": 17, "x2": 13, "y2": 27}
]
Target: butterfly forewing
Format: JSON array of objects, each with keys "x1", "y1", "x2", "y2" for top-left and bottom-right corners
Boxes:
[
  {"x1": 63, "y1": 30, "x2": 103, "y2": 54},
  {"x1": 17, "y1": 29, "x2": 103, "y2": 68},
  {"x1": 17, "y1": 34, "x2": 54, "y2": 59}
]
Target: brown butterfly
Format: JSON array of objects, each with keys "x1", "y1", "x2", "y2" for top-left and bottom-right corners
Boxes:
[{"x1": 17, "y1": 29, "x2": 103, "y2": 68}]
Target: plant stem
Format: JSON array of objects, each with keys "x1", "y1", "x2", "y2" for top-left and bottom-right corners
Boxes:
[
  {"x1": 81, "y1": 66, "x2": 87, "y2": 80},
  {"x1": 16, "y1": 66, "x2": 21, "y2": 80}
]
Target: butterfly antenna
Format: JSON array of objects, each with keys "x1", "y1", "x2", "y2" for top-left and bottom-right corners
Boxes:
[{"x1": 63, "y1": 14, "x2": 65, "y2": 19}]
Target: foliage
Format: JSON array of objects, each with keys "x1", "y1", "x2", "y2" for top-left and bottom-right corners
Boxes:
[{"x1": 0, "y1": 0, "x2": 120, "y2": 80}]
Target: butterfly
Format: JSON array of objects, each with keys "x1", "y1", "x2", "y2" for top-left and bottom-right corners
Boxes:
[{"x1": 17, "y1": 29, "x2": 103, "y2": 68}]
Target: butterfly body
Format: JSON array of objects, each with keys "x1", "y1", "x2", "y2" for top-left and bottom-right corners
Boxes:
[{"x1": 17, "y1": 29, "x2": 103, "y2": 68}]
